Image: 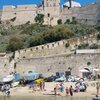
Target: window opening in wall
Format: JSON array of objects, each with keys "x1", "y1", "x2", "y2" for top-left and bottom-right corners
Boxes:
[
  {"x1": 23, "y1": 56, "x2": 25, "y2": 58},
  {"x1": 30, "y1": 48, "x2": 33, "y2": 51},
  {"x1": 63, "y1": 41, "x2": 65, "y2": 44},
  {"x1": 47, "y1": 45, "x2": 49, "y2": 48},
  {"x1": 58, "y1": 42, "x2": 59, "y2": 45},
  {"x1": 52, "y1": 44, "x2": 54, "y2": 47},
  {"x1": 36, "y1": 47, "x2": 38, "y2": 50},
  {"x1": 42, "y1": 46, "x2": 44, "y2": 49},
  {"x1": 48, "y1": 13, "x2": 50, "y2": 17},
  {"x1": 18, "y1": 50, "x2": 20, "y2": 54}
]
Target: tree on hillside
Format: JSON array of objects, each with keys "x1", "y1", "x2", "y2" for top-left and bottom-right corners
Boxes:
[
  {"x1": 7, "y1": 37, "x2": 24, "y2": 52},
  {"x1": 57, "y1": 19, "x2": 62, "y2": 25},
  {"x1": 71, "y1": 17, "x2": 77, "y2": 24},
  {"x1": 64, "y1": 19, "x2": 70, "y2": 24},
  {"x1": 35, "y1": 14, "x2": 44, "y2": 25}
]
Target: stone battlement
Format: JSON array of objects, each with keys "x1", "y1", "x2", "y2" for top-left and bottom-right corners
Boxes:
[{"x1": 14, "y1": 32, "x2": 98, "y2": 60}]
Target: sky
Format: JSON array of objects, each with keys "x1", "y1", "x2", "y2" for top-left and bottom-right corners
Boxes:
[{"x1": 0, "y1": 0, "x2": 100, "y2": 10}]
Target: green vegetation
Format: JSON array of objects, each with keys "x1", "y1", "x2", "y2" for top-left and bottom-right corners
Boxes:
[
  {"x1": 0, "y1": 23, "x2": 99, "y2": 52},
  {"x1": 35, "y1": 14, "x2": 44, "y2": 25},
  {"x1": 65, "y1": 43, "x2": 70, "y2": 48},
  {"x1": 97, "y1": 33, "x2": 100, "y2": 40},
  {"x1": 7, "y1": 37, "x2": 25, "y2": 52},
  {"x1": 78, "y1": 43, "x2": 89, "y2": 49},
  {"x1": 57, "y1": 19, "x2": 62, "y2": 25},
  {"x1": 90, "y1": 44, "x2": 99, "y2": 49},
  {"x1": 64, "y1": 19, "x2": 70, "y2": 24}
]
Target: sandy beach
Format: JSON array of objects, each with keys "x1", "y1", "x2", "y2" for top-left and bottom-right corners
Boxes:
[{"x1": 0, "y1": 81, "x2": 99, "y2": 97}]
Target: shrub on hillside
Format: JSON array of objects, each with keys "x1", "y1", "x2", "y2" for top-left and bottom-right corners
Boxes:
[
  {"x1": 57, "y1": 19, "x2": 62, "y2": 25},
  {"x1": 78, "y1": 43, "x2": 89, "y2": 49},
  {"x1": 90, "y1": 44, "x2": 99, "y2": 49},
  {"x1": 7, "y1": 37, "x2": 25, "y2": 52},
  {"x1": 97, "y1": 33, "x2": 100, "y2": 40}
]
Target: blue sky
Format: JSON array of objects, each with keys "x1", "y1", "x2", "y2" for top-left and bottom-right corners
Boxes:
[{"x1": 0, "y1": 0, "x2": 99, "y2": 10}]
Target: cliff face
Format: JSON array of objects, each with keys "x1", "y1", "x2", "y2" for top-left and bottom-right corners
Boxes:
[
  {"x1": 77, "y1": 3, "x2": 100, "y2": 25},
  {"x1": 96, "y1": 5, "x2": 100, "y2": 25},
  {"x1": 61, "y1": 2, "x2": 100, "y2": 25},
  {"x1": 0, "y1": 10, "x2": 2, "y2": 22}
]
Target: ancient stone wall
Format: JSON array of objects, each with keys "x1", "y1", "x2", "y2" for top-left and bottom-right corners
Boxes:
[
  {"x1": 15, "y1": 53, "x2": 100, "y2": 77},
  {"x1": 12, "y1": 33, "x2": 99, "y2": 77},
  {"x1": 0, "y1": 33, "x2": 99, "y2": 77},
  {"x1": 1, "y1": 4, "x2": 41, "y2": 25},
  {"x1": 77, "y1": 3, "x2": 100, "y2": 25},
  {"x1": 61, "y1": 2, "x2": 100, "y2": 25},
  {"x1": 1, "y1": 2, "x2": 100, "y2": 26},
  {"x1": 0, "y1": 10, "x2": 2, "y2": 22},
  {"x1": 14, "y1": 33, "x2": 97, "y2": 60}
]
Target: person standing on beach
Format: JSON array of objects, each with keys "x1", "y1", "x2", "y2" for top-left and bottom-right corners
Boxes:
[
  {"x1": 43, "y1": 81, "x2": 45, "y2": 91},
  {"x1": 96, "y1": 83, "x2": 99, "y2": 96},
  {"x1": 40, "y1": 82, "x2": 42, "y2": 91},
  {"x1": 69, "y1": 85, "x2": 73, "y2": 96},
  {"x1": 66, "y1": 87, "x2": 69, "y2": 95},
  {"x1": 54, "y1": 86, "x2": 57, "y2": 95}
]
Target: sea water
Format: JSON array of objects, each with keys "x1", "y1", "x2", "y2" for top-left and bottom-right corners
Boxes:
[{"x1": 0, "y1": 96, "x2": 91, "y2": 100}]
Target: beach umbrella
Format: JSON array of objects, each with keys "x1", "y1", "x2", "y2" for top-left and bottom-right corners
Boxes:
[
  {"x1": 79, "y1": 69, "x2": 89, "y2": 72},
  {"x1": 35, "y1": 78, "x2": 44, "y2": 83},
  {"x1": 93, "y1": 68, "x2": 99, "y2": 71}
]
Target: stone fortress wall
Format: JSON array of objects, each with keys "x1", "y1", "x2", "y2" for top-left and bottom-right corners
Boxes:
[
  {"x1": 14, "y1": 33, "x2": 97, "y2": 60},
  {"x1": 0, "y1": 10, "x2": 2, "y2": 22},
  {"x1": 1, "y1": 4, "x2": 42, "y2": 26},
  {"x1": 1, "y1": 0, "x2": 60, "y2": 26},
  {"x1": 61, "y1": 2, "x2": 100, "y2": 25},
  {"x1": 16, "y1": 54, "x2": 100, "y2": 77},
  {"x1": 77, "y1": 3, "x2": 100, "y2": 25},
  {"x1": 0, "y1": 33, "x2": 100, "y2": 77},
  {"x1": 0, "y1": 1, "x2": 100, "y2": 26},
  {"x1": 12, "y1": 33, "x2": 99, "y2": 76}
]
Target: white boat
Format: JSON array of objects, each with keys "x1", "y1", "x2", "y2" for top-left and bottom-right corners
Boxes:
[
  {"x1": 2, "y1": 75, "x2": 14, "y2": 83},
  {"x1": 12, "y1": 81, "x2": 19, "y2": 87}
]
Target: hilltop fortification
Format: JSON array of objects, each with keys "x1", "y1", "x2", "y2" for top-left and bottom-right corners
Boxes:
[
  {"x1": 0, "y1": 1, "x2": 100, "y2": 26},
  {"x1": 0, "y1": 32, "x2": 99, "y2": 77},
  {"x1": 0, "y1": 10, "x2": 2, "y2": 23},
  {"x1": 61, "y1": 2, "x2": 100, "y2": 25}
]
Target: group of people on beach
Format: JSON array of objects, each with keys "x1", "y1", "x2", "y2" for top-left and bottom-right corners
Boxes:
[
  {"x1": 29, "y1": 81, "x2": 45, "y2": 92},
  {"x1": 54, "y1": 83, "x2": 74, "y2": 96},
  {"x1": 1, "y1": 84, "x2": 10, "y2": 96}
]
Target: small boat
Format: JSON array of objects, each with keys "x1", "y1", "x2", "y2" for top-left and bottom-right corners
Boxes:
[
  {"x1": 2, "y1": 75, "x2": 14, "y2": 83},
  {"x1": 12, "y1": 81, "x2": 19, "y2": 87}
]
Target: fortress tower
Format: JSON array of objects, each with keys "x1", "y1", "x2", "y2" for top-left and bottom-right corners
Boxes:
[{"x1": 43, "y1": 0, "x2": 60, "y2": 25}]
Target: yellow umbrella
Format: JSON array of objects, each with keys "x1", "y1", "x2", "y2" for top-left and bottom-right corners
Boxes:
[{"x1": 35, "y1": 78, "x2": 44, "y2": 83}]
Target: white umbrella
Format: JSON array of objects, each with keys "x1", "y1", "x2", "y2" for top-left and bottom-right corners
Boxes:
[
  {"x1": 79, "y1": 69, "x2": 89, "y2": 72},
  {"x1": 93, "y1": 68, "x2": 99, "y2": 71}
]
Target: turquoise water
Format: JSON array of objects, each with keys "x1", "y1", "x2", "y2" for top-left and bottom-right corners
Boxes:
[{"x1": 0, "y1": 96, "x2": 91, "y2": 100}]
